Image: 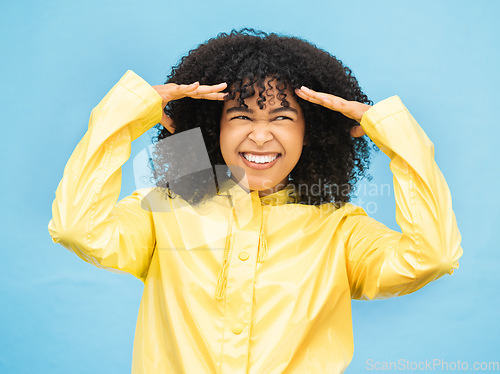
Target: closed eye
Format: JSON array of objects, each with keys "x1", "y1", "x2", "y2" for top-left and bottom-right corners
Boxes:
[
  {"x1": 231, "y1": 115, "x2": 252, "y2": 120},
  {"x1": 274, "y1": 116, "x2": 293, "y2": 121}
]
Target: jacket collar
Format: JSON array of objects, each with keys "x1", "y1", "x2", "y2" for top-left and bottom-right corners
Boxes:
[
  {"x1": 260, "y1": 185, "x2": 298, "y2": 205},
  {"x1": 218, "y1": 177, "x2": 298, "y2": 206}
]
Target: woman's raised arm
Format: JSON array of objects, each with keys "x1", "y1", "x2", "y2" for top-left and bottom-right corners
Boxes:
[
  {"x1": 48, "y1": 71, "x2": 226, "y2": 281},
  {"x1": 296, "y1": 86, "x2": 463, "y2": 299}
]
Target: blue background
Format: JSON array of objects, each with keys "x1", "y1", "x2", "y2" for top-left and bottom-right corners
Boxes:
[{"x1": 1, "y1": 0, "x2": 498, "y2": 373}]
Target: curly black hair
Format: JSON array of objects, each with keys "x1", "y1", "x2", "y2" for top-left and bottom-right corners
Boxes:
[{"x1": 151, "y1": 28, "x2": 376, "y2": 206}]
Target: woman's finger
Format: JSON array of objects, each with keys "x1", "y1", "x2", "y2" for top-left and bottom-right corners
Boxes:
[
  {"x1": 159, "y1": 112, "x2": 175, "y2": 134},
  {"x1": 296, "y1": 87, "x2": 334, "y2": 108},
  {"x1": 185, "y1": 82, "x2": 227, "y2": 95},
  {"x1": 296, "y1": 86, "x2": 371, "y2": 123},
  {"x1": 350, "y1": 125, "x2": 366, "y2": 138},
  {"x1": 295, "y1": 88, "x2": 324, "y2": 106},
  {"x1": 298, "y1": 86, "x2": 348, "y2": 112},
  {"x1": 154, "y1": 82, "x2": 227, "y2": 106},
  {"x1": 189, "y1": 92, "x2": 228, "y2": 101},
  {"x1": 176, "y1": 82, "x2": 200, "y2": 94}
]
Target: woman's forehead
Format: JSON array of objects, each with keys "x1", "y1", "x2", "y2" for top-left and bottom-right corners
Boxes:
[
  {"x1": 223, "y1": 91, "x2": 300, "y2": 112},
  {"x1": 224, "y1": 76, "x2": 300, "y2": 110},
  {"x1": 227, "y1": 75, "x2": 290, "y2": 89}
]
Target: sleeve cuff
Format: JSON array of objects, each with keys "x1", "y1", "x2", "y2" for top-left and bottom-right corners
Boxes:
[
  {"x1": 361, "y1": 95, "x2": 407, "y2": 125},
  {"x1": 91, "y1": 70, "x2": 164, "y2": 141},
  {"x1": 359, "y1": 95, "x2": 434, "y2": 162},
  {"x1": 117, "y1": 70, "x2": 163, "y2": 113}
]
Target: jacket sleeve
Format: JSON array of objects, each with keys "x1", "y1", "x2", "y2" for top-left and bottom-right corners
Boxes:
[
  {"x1": 343, "y1": 96, "x2": 463, "y2": 300},
  {"x1": 48, "y1": 70, "x2": 163, "y2": 282}
]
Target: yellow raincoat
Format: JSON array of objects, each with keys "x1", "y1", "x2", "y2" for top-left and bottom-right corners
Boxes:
[{"x1": 48, "y1": 71, "x2": 462, "y2": 373}]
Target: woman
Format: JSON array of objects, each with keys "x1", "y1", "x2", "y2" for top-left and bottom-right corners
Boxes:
[{"x1": 48, "y1": 29, "x2": 462, "y2": 373}]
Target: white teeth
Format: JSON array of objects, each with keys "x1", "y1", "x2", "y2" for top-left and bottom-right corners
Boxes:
[{"x1": 243, "y1": 153, "x2": 279, "y2": 164}]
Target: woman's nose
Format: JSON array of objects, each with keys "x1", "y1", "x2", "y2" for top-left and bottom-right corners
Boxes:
[{"x1": 248, "y1": 122, "x2": 273, "y2": 146}]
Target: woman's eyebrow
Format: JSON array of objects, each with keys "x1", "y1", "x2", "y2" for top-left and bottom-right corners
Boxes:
[
  {"x1": 269, "y1": 107, "x2": 298, "y2": 114},
  {"x1": 226, "y1": 107, "x2": 298, "y2": 114},
  {"x1": 226, "y1": 107, "x2": 253, "y2": 114}
]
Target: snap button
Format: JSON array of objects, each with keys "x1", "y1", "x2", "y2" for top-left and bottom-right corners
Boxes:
[
  {"x1": 232, "y1": 323, "x2": 243, "y2": 335},
  {"x1": 238, "y1": 251, "x2": 249, "y2": 261}
]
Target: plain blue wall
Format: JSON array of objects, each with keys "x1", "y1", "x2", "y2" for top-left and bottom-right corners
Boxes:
[{"x1": 1, "y1": 1, "x2": 498, "y2": 373}]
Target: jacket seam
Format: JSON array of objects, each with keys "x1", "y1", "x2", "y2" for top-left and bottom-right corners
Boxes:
[
  {"x1": 400, "y1": 164, "x2": 421, "y2": 295},
  {"x1": 118, "y1": 81, "x2": 158, "y2": 112},
  {"x1": 369, "y1": 109, "x2": 407, "y2": 128},
  {"x1": 218, "y1": 206, "x2": 235, "y2": 374},
  {"x1": 139, "y1": 191, "x2": 157, "y2": 281},
  {"x1": 85, "y1": 132, "x2": 117, "y2": 247}
]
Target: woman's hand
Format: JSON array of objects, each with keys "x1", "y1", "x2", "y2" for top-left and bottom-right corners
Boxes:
[
  {"x1": 295, "y1": 86, "x2": 371, "y2": 137},
  {"x1": 152, "y1": 82, "x2": 227, "y2": 133}
]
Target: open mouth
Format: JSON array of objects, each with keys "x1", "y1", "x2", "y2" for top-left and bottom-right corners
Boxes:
[
  {"x1": 241, "y1": 152, "x2": 280, "y2": 164},
  {"x1": 239, "y1": 152, "x2": 282, "y2": 169}
]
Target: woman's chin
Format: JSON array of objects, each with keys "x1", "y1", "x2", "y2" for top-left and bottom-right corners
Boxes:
[
  {"x1": 227, "y1": 166, "x2": 288, "y2": 195},
  {"x1": 247, "y1": 178, "x2": 288, "y2": 196}
]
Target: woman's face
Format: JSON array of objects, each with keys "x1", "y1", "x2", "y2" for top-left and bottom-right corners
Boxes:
[{"x1": 219, "y1": 81, "x2": 306, "y2": 196}]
